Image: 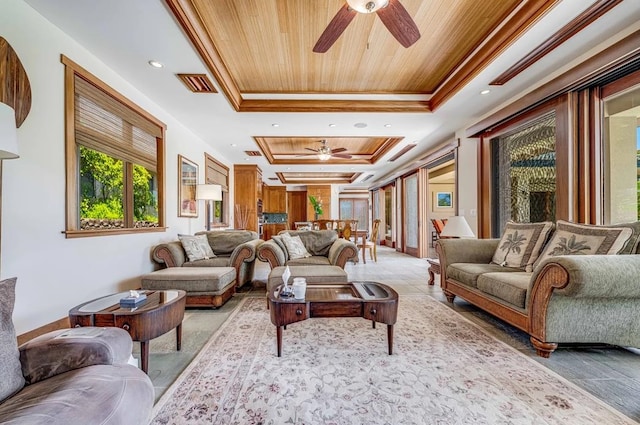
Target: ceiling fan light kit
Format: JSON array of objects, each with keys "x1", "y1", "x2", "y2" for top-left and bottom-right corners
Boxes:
[
  {"x1": 346, "y1": 0, "x2": 389, "y2": 13},
  {"x1": 303, "y1": 140, "x2": 353, "y2": 161}
]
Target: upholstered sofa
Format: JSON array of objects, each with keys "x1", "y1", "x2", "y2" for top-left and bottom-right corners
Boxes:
[
  {"x1": 257, "y1": 229, "x2": 358, "y2": 269},
  {"x1": 436, "y1": 220, "x2": 640, "y2": 357},
  {"x1": 151, "y1": 230, "x2": 263, "y2": 288},
  {"x1": 0, "y1": 278, "x2": 153, "y2": 424}
]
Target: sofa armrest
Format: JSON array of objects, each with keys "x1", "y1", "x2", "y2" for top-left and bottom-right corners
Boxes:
[
  {"x1": 19, "y1": 327, "x2": 134, "y2": 385},
  {"x1": 152, "y1": 241, "x2": 187, "y2": 267},
  {"x1": 328, "y1": 238, "x2": 358, "y2": 268},
  {"x1": 257, "y1": 239, "x2": 286, "y2": 268},
  {"x1": 531, "y1": 255, "x2": 640, "y2": 299},
  {"x1": 229, "y1": 238, "x2": 264, "y2": 269}
]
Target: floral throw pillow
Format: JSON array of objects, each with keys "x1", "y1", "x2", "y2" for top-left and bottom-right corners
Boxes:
[
  {"x1": 280, "y1": 232, "x2": 311, "y2": 260},
  {"x1": 534, "y1": 220, "x2": 633, "y2": 269},
  {"x1": 491, "y1": 221, "x2": 554, "y2": 272},
  {"x1": 178, "y1": 234, "x2": 216, "y2": 262}
]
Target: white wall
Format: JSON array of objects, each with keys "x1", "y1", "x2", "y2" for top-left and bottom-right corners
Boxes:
[
  {"x1": 455, "y1": 133, "x2": 479, "y2": 237},
  {"x1": 1, "y1": 0, "x2": 234, "y2": 334}
]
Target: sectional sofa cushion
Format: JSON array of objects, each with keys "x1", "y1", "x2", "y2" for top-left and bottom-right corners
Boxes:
[
  {"x1": 477, "y1": 272, "x2": 531, "y2": 310},
  {"x1": 491, "y1": 221, "x2": 554, "y2": 272},
  {"x1": 446, "y1": 263, "x2": 521, "y2": 288},
  {"x1": 178, "y1": 234, "x2": 215, "y2": 261},
  {"x1": 535, "y1": 220, "x2": 633, "y2": 267},
  {"x1": 0, "y1": 277, "x2": 24, "y2": 403}
]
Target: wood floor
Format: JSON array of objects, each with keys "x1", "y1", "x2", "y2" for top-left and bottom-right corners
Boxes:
[{"x1": 141, "y1": 245, "x2": 640, "y2": 422}]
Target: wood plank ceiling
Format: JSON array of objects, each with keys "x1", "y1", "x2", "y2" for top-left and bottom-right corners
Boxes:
[{"x1": 165, "y1": 0, "x2": 560, "y2": 183}]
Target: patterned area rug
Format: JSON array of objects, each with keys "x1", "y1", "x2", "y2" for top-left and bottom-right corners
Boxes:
[{"x1": 152, "y1": 296, "x2": 634, "y2": 424}]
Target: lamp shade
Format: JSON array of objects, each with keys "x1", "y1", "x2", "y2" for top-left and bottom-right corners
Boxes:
[
  {"x1": 0, "y1": 103, "x2": 19, "y2": 159},
  {"x1": 196, "y1": 184, "x2": 222, "y2": 200},
  {"x1": 440, "y1": 216, "x2": 475, "y2": 238}
]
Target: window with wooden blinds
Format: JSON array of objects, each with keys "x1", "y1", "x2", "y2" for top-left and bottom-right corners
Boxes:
[
  {"x1": 205, "y1": 153, "x2": 229, "y2": 227},
  {"x1": 62, "y1": 55, "x2": 166, "y2": 237},
  {"x1": 74, "y1": 76, "x2": 160, "y2": 171}
]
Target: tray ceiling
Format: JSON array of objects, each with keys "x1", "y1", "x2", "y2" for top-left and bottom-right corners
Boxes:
[
  {"x1": 165, "y1": 0, "x2": 558, "y2": 113},
  {"x1": 254, "y1": 136, "x2": 403, "y2": 165}
]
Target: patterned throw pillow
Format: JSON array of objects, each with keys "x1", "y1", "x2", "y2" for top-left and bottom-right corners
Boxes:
[
  {"x1": 534, "y1": 220, "x2": 633, "y2": 269},
  {"x1": 0, "y1": 277, "x2": 25, "y2": 403},
  {"x1": 178, "y1": 234, "x2": 216, "y2": 262},
  {"x1": 280, "y1": 232, "x2": 312, "y2": 260},
  {"x1": 491, "y1": 221, "x2": 554, "y2": 272}
]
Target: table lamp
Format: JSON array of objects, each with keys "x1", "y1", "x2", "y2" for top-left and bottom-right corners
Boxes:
[
  {"x1": 196, "y1": 184, "x2": 222, "y2": 231},
  {"x1": 440, "y1": 216, "x2": 475, "y2": 238}
]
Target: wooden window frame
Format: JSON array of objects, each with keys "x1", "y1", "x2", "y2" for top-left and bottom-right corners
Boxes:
[
  {"x1": 204, "y1": 153, "x2": 230, "y2": 228},
  {"x1": 62, "y1": 55, "x2": 166, "y2": 238}
]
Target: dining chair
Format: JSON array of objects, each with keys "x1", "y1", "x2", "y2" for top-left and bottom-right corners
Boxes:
[
  {"x1": 341, "y1": 220, "x2": 352, "y2": 240},
  {"x1": 357, "y1": 219, "x2": 380, "y2": 264}
]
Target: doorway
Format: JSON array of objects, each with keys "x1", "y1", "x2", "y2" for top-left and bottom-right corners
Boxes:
[{"x1": 426, "y1": 155, "x2": 456, "y2": 257}]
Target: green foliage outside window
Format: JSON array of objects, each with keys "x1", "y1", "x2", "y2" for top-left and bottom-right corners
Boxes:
[{"x1": 80, "y1": 146, "x2": 158, "y2": 223}]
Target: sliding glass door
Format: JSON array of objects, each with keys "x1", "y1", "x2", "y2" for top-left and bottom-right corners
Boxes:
[{"x1": 602, "y1": 75, "x2": 640, "y2": 224}]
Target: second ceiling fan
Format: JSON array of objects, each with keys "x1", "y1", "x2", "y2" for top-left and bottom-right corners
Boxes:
[
  {"x1": 313, "y1": 0, "x2": 421, "y2": 53},
  {"x1": 302, "y1": 140, "x2": 353, "y2": 161}
]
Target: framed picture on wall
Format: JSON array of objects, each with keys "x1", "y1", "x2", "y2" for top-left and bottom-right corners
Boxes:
[
  {"x1": 435, "y1": 191, "x2": 453, "y2": 209},
  {"x1": 178, "y1": 155, "x2": 198, "y2": 217}
]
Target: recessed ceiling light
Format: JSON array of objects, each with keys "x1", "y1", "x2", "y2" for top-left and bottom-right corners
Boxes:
[
  {"x1": 329, "y1": 123, "x2": 337, "y2": 127},
  {"x1": 148, "y1": 60, "x2": 163, "y2": 68},
  {"x1": 272, "y1": 123, "x2": 280, "y2": 127},
  {"x1": 245, "y1": 157, "x2": 250, "y2": 161},
  {"x1": 354, "y1": 122, "x2": 367, "y2": 128},
  {"x1": 230, "y1": 143, "x2": 237, "y2": 147},
  {"x1": 384, "y1": 124, "x2": 392, "y2": 128},
  {"x1": 480, "y1": 89, "x2": 491, "y2": 95}
]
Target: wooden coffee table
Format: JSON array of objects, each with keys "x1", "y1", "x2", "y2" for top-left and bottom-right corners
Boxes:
[
  {"x1": 69, "y1": 290, "x2": 186, "y2": 374},
  {"x1": 268, "y1": 282, "x2": 398, "y2": 357}
]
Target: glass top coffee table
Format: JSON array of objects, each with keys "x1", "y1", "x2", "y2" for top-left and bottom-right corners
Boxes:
[
  {"x1": 268, "y1": 281, "x2": 398, "y2": 357},
  {"x1": 69, "y1": 290, "x2": 186, "y2": 373}
]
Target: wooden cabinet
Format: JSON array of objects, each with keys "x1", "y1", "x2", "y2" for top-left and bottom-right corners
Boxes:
[
  {"x1": 263, "y1": 223, "x2": 287, "y2": 240},
  {"x1": 263, "y1": 185, "x2": 287, "y2": 212},
  {"x1": 233, "y1": 164, "x2": 262, "y2": 232},
  {"x1": 306, "y1": 185, "x2": 331, "y2": 220},
  {"x1": 287, "y1": 190, "x2": 307, "y2": 229}
]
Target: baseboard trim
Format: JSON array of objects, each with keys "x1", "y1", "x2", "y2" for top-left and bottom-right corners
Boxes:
[{"x1": 17, "y1": 316, "x2": 70, "y2": 346}]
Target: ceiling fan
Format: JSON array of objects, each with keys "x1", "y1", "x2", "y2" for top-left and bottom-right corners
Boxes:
[
  {"x1": 302, "y1": 140, "x2": 353, "y2": 161},
  {"x1": 313, "y1": 0, "x2": 420, "y2": 53}
]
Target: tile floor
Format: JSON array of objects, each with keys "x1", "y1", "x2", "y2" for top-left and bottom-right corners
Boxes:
[{"x1": 141, "y1": 245, "x2": 640, "y2": 421}]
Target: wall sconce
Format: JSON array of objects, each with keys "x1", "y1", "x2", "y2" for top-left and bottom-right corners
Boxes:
[
  {"x1": 196, "y1": 184, "x2": 222, "y2": 231},
  {"x1": 0, "y1": 103, "x2": 19, "y2": 159}
]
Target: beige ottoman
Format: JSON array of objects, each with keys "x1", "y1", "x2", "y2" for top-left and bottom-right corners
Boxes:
[
  {"x1": 267, "y1": 265, "x2": 348, "y2": 298},
  {"x1": 141, "y1": 267, "x2": 236, "y2": 308}
]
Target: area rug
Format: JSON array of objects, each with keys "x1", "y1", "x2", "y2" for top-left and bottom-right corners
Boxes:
[{"x1": 151, "y1": 296, "x2": 635, "y2": 425}]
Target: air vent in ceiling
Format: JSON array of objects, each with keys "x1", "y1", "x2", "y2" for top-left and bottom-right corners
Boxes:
[
  {"x1": 388, "y1": 144, "x2": 416, "y2": 162},
  {"x1": 268, "y1": 177, "x2": 278, "y2": 181},
  {"x1": 244, "y1": 151, "x2": 262, "y2": 156},
  {"x1": 176, "y1": 74, "x2": 217, "y2": 93},
  {"x1": 362, "y1": 174, "x2": 374, "y2": 182}
]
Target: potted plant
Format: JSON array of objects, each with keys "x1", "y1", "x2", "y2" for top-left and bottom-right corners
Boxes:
[{"x1": 308, "y1": 195, "x2": 323, "y2": 220}]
